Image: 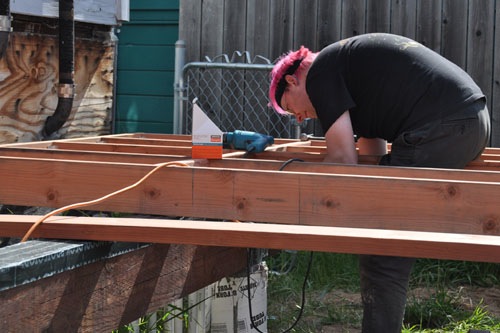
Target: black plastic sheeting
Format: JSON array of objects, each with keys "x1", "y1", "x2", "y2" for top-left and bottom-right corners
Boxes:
[{"x1": 0, "y1": 240, "x2": 148, "y2": 291}]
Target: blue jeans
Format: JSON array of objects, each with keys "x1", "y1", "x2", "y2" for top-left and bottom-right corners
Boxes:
[{"x1": 360, "y1": 99, "x2": 490, "y2": 333}]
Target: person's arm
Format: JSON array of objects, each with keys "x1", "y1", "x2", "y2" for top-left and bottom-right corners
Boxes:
[
  {"x1": 323, "y1": 110, "x2": 358, "y2": 164},
  {"x1": 357, "y1": 137, "x2": 387, "y2": 156}
]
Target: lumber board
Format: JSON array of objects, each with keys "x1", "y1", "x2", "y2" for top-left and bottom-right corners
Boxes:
[
  {"x1": 0, "y1": 215, "x2": 498, "y2": 263},
  {"x1": 0, "y1": 242, "x2": 247, "y2": 332},
  {"x1": 99, "y1": 136, "x2": 193, "y2": 146},
  {"x1": 205, "y1": 159, "x2": 500, "y2": 182},
  {"x1": 0, "y1": 156, "x2": 499, "y2": 235},
  {"x1": 51, "y1": 141, "x2": 194, "y2": 155},
  {"x1": 0, "y1": 147, "x2": 188, "y2": 164}
]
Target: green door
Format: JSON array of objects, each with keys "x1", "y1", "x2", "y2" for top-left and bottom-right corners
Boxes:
[{"x1": 114, "y1": 0, "x2": 179, "y2": 134}]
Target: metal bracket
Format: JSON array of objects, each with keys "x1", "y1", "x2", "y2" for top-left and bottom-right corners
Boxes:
[
  {"x1": 58, "y1": 83, "x2": 75, "y2": 98},
  {"x1": 0, "y1": 15, "x2": 11, "y2": 32}
]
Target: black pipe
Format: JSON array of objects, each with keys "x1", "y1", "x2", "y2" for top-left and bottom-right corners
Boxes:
[
  {"x1": 0, "y1": 0, "x2": 11, "y2": 247},
  {"x1": 42, "y1": 0, "x2": 75, "y2": 139},
  {"x1": 0, "y1": 0, "x2": 11, "y2": 59}
]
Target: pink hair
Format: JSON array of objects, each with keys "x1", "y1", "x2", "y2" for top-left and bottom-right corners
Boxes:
[{"x1": 269, "y1": 46, "x2": 315, "y2": 115}]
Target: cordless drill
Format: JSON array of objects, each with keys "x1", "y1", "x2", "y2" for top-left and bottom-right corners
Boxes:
[{"x1": 223, "y1": 130, "x2": 274, "y2": 153}]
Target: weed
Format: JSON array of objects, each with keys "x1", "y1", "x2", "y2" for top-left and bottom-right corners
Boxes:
[
  {"x1": 114, "y1": 252, "x2": 500, "y2": 332},
  {"x1": 403, "y1": 302, "x2": 500, "y2": 332},
  {"x1": 113, "y1": 304, "x2": 188, "y2": 333},
  {"x1": 404, "y1": 288, "x2": 469, "y2": 328},
  {"x1": 266, "y1": 252, "x2": 500, "y2": 332},
  {"x1": 411, "y1": 259, "x2": 500, "y2": 287}
]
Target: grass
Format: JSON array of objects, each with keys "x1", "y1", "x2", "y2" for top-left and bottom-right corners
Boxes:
[
  {"x1": 266, "y1": 251, "x2": 500, "y2": 332},
  {"x1": 113, "y1": 304, "x2": 189, "y2": 333},
  {"x1": 114, "y1": 251, "x2": 500, "y2": 332},
  {"x1": 267, "y1": 251, "x2": 362, "y2": 332}
]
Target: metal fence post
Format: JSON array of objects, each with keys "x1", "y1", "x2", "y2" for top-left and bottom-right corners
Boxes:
[{"x1": 173, "y1": 40, "x2": 186, "y2": 134}]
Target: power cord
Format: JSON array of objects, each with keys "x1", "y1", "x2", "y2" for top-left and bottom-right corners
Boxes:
[
  {"x1": 20, "y1": 161, "x2": 189, "y2": 242},
  {"x1": 247, "y1": 158, "x2": 315, "y2": 333},
  {"x1": 277, "y1": 158, "x2": 304, "y2": 171},
  {"x1": 247, "y1": 249, "x2": 313, "y2": 333},
  {"x1": 21, "y1": 155, "x2": 314, "y2": 331}
]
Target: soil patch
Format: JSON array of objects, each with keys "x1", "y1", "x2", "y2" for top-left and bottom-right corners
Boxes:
[{"x1": 295, "y1": 286, "x2": 500, "y2": 332}]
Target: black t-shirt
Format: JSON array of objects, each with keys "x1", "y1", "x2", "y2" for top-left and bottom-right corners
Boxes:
[{"x1": 306, "y1": 33, "x2": 484, "y2": 142}]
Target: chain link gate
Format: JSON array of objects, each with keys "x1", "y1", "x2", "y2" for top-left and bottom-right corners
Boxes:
[{"x1": 177, "y1": 52, "x2": 308, "y2": 139}]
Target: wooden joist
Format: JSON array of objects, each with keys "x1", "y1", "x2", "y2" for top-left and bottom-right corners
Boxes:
[
  {"x1": 0, "y1": 153, "x2": 499, "y2": 235},
  {"x1": 1, "y1": 215, "x2": 498, "y2": 263},
  {"x1": 0, "y1": 133, "x2": 499, "y2": 238}
]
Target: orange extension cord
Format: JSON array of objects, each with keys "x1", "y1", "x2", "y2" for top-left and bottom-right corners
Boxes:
[{"x1": 21, "y1": 161, "x2": 189, "y2": 242}]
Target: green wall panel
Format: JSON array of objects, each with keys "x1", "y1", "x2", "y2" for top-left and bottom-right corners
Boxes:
[
  {"x1": 116, "y1": 95, "x2": 173, "y2": 123},
  {"x1": 117, "y1": 45, "x2": 175, "y2": 70},
  {"x1": 130, "y1": 1, "x2": 179, "y2": 11},
  {"x1": 116, "y1": 70, "x2": 174, "y2": 96},
  {"x1": 115, "y1": 121, "x2": 173, "y2": 134},
  {"x1": 129, "y1": 11, "x2": 179, "y2": 22},
  {"x1": 117, "y1": 25, "x2": 178, "y2": 45},
  {"x1": 114, "y1": 0, "x2": 179, "y2": 134}
]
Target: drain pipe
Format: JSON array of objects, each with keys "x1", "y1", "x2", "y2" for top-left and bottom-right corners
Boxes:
[
  {"x1": 0, "y1": 0, "x2": 11, "y2": 59},
  {"x1": 42, "y1": 0, "x2": 75, "y2": 139},
  {"x1": 0, "y1": 0, "x2": 10, "y2": 248}
]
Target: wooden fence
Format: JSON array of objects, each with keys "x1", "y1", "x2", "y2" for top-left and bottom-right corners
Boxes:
[{"x1": 179, "y1": 0, "x2": 500, "y2": 146}]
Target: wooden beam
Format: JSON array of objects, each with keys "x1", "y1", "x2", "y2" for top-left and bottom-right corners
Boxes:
[
  {"x1": 51, "y1": 142, "x2": 194, "y2": 155},
  {"x1": 0, "y1": 242, "x2": 247, "y2": 332},
  {"x1": 0, "y1": 156, "x2": 499, "y2": 235},
  {"x1": 205, "y1": 159, "x2": 500, "y2": 182},
  {"x1": 129, "y1": 133, "x2": 192, "y2": 141},
  {"x1": 0, "y1": 147, "x2": 187, "y2": 164},
  {"x1": 0, "y1": 215, "x2": 498, "y2": 263},
  {"x1": 100, "y1": 137, "x2": 193, "y2": 146}
]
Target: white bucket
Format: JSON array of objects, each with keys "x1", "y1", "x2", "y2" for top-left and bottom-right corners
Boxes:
[{"x1": 210, "y1": 262, "x2": 268, "y2": 333}]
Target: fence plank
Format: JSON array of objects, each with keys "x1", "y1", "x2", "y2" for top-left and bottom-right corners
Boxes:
[
  {"x1": 245, "y1": 0, "x2": 273, "y2": 135},
  {"x1": 391, "y1": 0, "x2": 417, "y2": 38},
  {"x1": 342, "y1": 0, "x2": 366, "y2": 37},
  {"x1": 441, "y1": 0, "x2": 468, "y2": 68},
  {"x1": 199, "y1": 1, "x2": 226, "y2": 132},
  {"x1": 294, "y1": 0, "x2": 319, "y2": 49},
  {"x1": 366, "y1": 0, "x2": 391, "y2": 32},
  {"x1": 246, "y1": 0, "x2": 271, "y2": 57},
  {"x1": 269, "y1": 0, "x2": 294, "y2": 60},
  {"x1": 201, "y1": 0, "x2": 224, "y2": 59},
  {"x1": 221, "y1": 0, "x2": 247, "y2": 131},
  {"x1": 223, "y1": 0, "x2": 247, "y2": 53},
  {"x1": 416, "y1": 0, "x2": 442, "y2": 51},
  {"x1": 316, "y1": 0, "x2": 341, "y2": 50},
  {"x1": 267, "y1": 1, "x2": 296, "y2": 137},
  {"x1": 468, "y1": 0, "x2": 495, "y2": 141},
  {"x1": 179, "y1": 0, "x2": 202, "y2": 62}
]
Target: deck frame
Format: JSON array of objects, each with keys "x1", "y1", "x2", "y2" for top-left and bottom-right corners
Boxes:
[{"x1": 0, "y1": 133, "x2": 499, "y2": 331}]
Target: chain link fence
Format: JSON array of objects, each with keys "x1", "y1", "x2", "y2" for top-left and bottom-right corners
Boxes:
[{"x1": 177, "y1": 52, "x2": 319, "y2": 139}]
